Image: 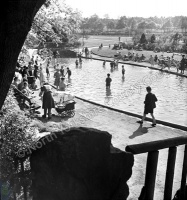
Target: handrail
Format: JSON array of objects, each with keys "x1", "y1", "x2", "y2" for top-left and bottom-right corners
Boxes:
[{"x1": 125, "y1": 135, "x2": 187, "y2": 154}]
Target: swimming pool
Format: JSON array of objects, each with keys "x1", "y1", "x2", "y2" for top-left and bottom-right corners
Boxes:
[{"x1": 50, "y1": 58, "x2": 187, "y2": 127}]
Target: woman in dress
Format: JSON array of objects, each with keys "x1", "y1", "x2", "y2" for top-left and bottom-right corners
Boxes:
[{"x1": 54, "y1": 69, "x2": 61, "y2": 89}]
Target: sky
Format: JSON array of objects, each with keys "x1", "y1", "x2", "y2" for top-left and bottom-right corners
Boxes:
[{"x1": 65, "y1": 0, "x2": 187, "y2": 19}]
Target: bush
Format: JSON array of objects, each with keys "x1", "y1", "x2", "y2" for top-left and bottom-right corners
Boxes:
[{"x1": 0, "y1": 89, "x2": 38, "y2": 197}]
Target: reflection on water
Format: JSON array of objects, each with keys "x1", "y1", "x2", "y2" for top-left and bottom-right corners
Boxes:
[
  {"x1": 106, "y1": 88, "x2": 112, "y2": 97},
  {"x1": 50, "y1": 58, "x2": 187, "y2": 126},
  {"x1": 122, "y1": 76, "x2": 125, "y2": 83}
]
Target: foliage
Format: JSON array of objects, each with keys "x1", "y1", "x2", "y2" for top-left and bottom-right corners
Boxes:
[
  {"x1": 116, "y1": 17, "x2": 126, "y2": 29},
  {"x1": 0, "y1": 89, "x2": 38, "y2": 195},
  {"x1": 181, "y1": 17, "x2": 187, "y2": 31},
  {"x1": 137, "y1": 21, "x2": 148, "y2": 30},
  {"x1": 162, "y1": 19, "x2": 173, "y2": 31},
  {"x1": 80, "y1": 15, "x2": 187, "y2": 36},
  {"x1": 107, "y1": 21, "x2": 116, "y2": 30},
  {"x1": 23, "y1": 0, "x2": 82, "y2": 49},
  {"x1": 17, "y1": 0, "x2": 83, "y2": 63},
  {"x1": 140, "y1": 33, "x2": 147, "y2": 44},
  {"x1": 146, "y1": 21, "x2": 157, "y2": 29},
  {"x1": 150, "y1": 34, "x2": 156, "y2": 43}
]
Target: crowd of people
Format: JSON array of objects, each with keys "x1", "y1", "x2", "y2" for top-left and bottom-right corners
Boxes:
[
  {"x1": 114, "y1": 51, "x2": 186, "y2": 74},
  {"x1": 12, "y1": 53, "x2": 73, "y2": 119}
]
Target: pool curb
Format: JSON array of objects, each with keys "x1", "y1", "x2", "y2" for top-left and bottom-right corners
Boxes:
[
  {"x1": 75, "y1": 96, "x2": 187, "y2": 132},
  {"x1": 85, "y1": 52, "x2": 187, "y2": 78}
]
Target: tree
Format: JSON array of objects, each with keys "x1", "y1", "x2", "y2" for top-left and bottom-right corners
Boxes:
[
  {"x1": 103, "y1": 14, "x2": 109, "y2": 19},
  {"x1": 137, "y1": 21, "x2": 148, "y2": 30},
  {"x1": 26, "y1": 0, "x2": 82, "y2": 47},
  {"x1": 146, "y1": 21, "x2": 157, "y2": 29},
  {"x1": 150, "y1": 34, "x2": 156, "y2": 43},
  {"x1": 140, "y1": 33, "x2": 147, "y2": 44},
  {"x1": 162, "y1": 19, "x2": 173, "y2": 32},
  {"x1": 0, "y1": 0, "x2": 46, "y2": 110},
  {"x1": 130, "y1": 18, "x2": 137, "y2": 31},
  {"x1": 95, "y1": 21, "x2": 104, "y2": 32},
  {"x1": 181, "y1": 17, "x2": 187, "y2": 33},
  {"x1": 116, "y1": 17, "x2": 126, "y2": 29},
  {"x1": 107, "y1": 21, "x2": 115, "y2": 30},
  {"x1": 0, "y1": 0, "x2": 82, "y2": 110}
]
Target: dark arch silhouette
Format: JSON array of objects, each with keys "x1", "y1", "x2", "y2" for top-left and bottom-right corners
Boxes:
[{"x1": 0, "y1": 0, "x2": 46, "y2": 110}]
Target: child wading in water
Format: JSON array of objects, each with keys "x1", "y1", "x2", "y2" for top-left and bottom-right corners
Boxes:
[
  {"x1": 66, "y1": 67, "x2": 72, "y2": 79},
  {"x1": 122, "y1": 65, "x2": 125, "y2": 76},
  {"x1": 106, "y1": 73, "x2": 112, "y2": 89},
  {"x1": 137, "y1": 86, "x2": 158, "y2": 127},
  {"x1": 103, "y1": 60, "x2": 106, "y2": 67},
  {"x1": 75, "y1": 59, "x2": 78, "y2": 67},
  {"x1": 46, "y1": 64, "x2": 50, "y2": 78}
]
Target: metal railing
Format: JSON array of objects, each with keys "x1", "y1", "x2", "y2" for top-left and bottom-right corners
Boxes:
[{"x1": 125, "y1": 136, "x2": 187, "y2": 200}]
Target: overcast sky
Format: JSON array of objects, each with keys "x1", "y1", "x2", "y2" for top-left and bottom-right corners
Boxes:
[{"x1": 66, "y1": 0, "x2": 187, "y2": 19}]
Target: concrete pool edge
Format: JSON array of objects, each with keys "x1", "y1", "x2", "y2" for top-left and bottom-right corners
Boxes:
[
  {"x1": 75, "y1": 96, "x2": 187, "y2": 132},
  {"x1": 86, "y1": 52, "x2": 187, "y2": 78}
]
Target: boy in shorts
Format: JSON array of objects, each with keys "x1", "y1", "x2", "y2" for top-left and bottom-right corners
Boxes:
[
  {"x1": 137, "y1": 86, "x2": 157, "y2": 127},
  {"x1": 106, "y1": 73, "x2": 112, "y2": 89}
]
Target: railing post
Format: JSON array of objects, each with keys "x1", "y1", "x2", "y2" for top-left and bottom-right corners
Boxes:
[
  {"x1": 179, "y1": 144, "x2": 187, "y2": 200},
  {"x1": 144, "y1": 151, "x2": 159, "y2": 200},
  {"x1": 164, "y1": 146, "x2": 177, "y2": 200}
]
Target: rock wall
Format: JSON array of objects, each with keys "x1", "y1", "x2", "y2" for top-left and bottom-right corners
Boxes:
[{"x1": 30, "y1": 127, "x2": 134, "y2": 200}]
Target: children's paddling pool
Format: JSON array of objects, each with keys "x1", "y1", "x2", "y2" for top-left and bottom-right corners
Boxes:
[{"x1": 49, "y1": 58, "x2": 187, "y2": 127}]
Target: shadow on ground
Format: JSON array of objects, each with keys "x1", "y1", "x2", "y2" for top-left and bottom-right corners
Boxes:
[{"x1": 129, "y1": 124, "x2": 153, "y2": 139}]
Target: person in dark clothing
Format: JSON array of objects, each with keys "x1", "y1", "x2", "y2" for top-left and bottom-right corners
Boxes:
[
  {"x1": 60, "y1": 66, "x2": 64, "y2": 77},
  {"x1": 28, "y1": 62, "x2": 33, "y2": 76},
  {"x1": 33, "y1": 64, "x2": 39, "y2": 79},
  {"x1": 46, "y1": 64, "x2": 50, "y2": 78},
  {"x1": 66, "y1": 67, "x2": 71, "y2": 79},
  {"x1": 42, "y1": 85, "x2": 55, "y2": 120},
  {"x1": 154, "y1": 55, "x2": 158, "y2": 63},
  {"x1": 106, "y1": 73, "x2": 112, "y2": 89},
  {"x1": 137, "y1": 86, "x2": 157, "y2": 127},
  {"x1": 21, "y1": 66, "x2": 29, "y2": 78},
  {"x1": 75, "y1": 59, "x2": 79, "y2": 67},
  {"x1": 180, "y1": 55, "x2": 186, "y2": 74},
  {"x1": 103, "y1": 60, "x2": 106, "y2": 67},
  {"x1": 122, "y1": 65, "x2": 125, "y2": 76}
]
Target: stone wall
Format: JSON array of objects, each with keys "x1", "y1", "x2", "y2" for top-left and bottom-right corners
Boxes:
[{"x1": 30, "y1": 127, "x2": 134, "y2": 200}]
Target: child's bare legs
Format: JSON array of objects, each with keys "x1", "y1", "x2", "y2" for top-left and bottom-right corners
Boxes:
[
  {"x1": 150, "y1": 113, "x2": 156, "y2": 124},
  {"x1": 139, "y1": 113, "x2": 156, "y2": 125},
  {"x1": 141, "y1": 113, "x2": 146, "y2": 122}
]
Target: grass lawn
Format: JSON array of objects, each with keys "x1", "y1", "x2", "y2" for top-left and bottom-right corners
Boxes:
[
  {"x1": 79, "y1": 35, "x2": 132, "y2": 48},
  {"x1": 91, "y1": 46, "x2": 184, "y2": 61}
]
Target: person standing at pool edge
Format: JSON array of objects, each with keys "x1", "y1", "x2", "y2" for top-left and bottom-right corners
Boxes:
[
  {"x1": 106, "y1": 73, "x2": 112, "y2": 89},
  {"x1": 137, "y1": 86, "x2": 157, "y2": 127},
  {"x1": 122, "y1": 65, "x2": 125, "y2": 76}
]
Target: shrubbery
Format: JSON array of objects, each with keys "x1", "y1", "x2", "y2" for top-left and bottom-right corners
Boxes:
[{"x1": 0, "y1": 89, "x2": 38, "y2": 198}]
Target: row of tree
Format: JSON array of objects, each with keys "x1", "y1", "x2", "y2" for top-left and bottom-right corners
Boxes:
[{"x1": 80, "y1": 15, "x2": 187, "y2": 33}]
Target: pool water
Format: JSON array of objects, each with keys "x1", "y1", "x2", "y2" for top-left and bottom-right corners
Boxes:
[{"x1": 49, "y1": 58, "x2": 187, "y2": 127}]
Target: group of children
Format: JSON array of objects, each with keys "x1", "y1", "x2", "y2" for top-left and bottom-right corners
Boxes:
[
  {"x1": 105, "y1": 62, "x2": 126, "y2": 89},
  {"x1": 53, "y1": 63, "x2": 71, "y2": 91}
]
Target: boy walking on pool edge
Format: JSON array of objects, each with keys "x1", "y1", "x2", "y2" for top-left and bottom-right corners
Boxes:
[{"x1": 137, "y1": 86, "x2": 157, "y2": 127}]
